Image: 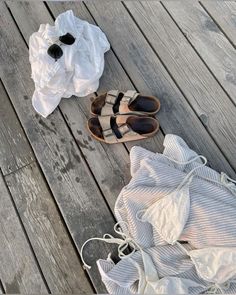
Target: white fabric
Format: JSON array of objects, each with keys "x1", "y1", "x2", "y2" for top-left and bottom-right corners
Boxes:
[
  {"x1": 29, "y1": 10, "x2": 110, "y2": 117},
  {"x1": 82, "y1": 134, "x2": 236, "y2": 294},
  {"x1": 141, "y1": 276, "x2": 204, "y2": 294},
  {"x1": 139, "y1": 155, "x2": 207, "y2": 245},
  {"x1": 189, "y1": 247, "x2": 236, "y2": 284},
  {"x1": 134, "y1": 250, "x2": 204, "y2": 294},
  {"x1": 97, "y1": 244, "x2": 209, "y2": 294},
  {"x1": 140, "y1": 174, "x2": 193, "y2": 245}
]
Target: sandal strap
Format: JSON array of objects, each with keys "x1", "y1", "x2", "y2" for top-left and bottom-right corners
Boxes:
[
  {"x1": 103, "y1": 129, "x2": 117, "y2": 143},
  {"x1": 118, "y1": 124, "x2": 130, "y2": 136},
  {"x1": 120, "y1": 90, "x2": 139, "y2": 106},
  {"x1": 98, "y1": 115, "x2": 111, "y2": 130},
  {"x1": 118, "y1": 125, "x2": 140, "y2": 140},
  {"x1": 98, "y1": 115, "x2": 145, "y2": 144},
  {"x1": 101, "y1": 90, "x2": 119, "y2": 116},
  {"x1": 105, "y1": 90, "x2": 118, "y2": 104},
  {"x1": 98, "y1": 116, "x2": 117, "y2": 143}
]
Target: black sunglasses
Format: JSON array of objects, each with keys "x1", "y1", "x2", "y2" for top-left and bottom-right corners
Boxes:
[{"x1": 47, "y1": 33, "x2": 76, "y2": 61}]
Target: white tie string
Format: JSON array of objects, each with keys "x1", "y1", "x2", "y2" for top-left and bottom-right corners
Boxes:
[
  {"x1": 162, "y1": 154, "x2": 236, "y2": 195},
  {"x1": 206, "y1": 279, "x2": 236, "y2": 294},
  {"x1": 81, "y1": 221, "x2": 141, "y2": 269}
]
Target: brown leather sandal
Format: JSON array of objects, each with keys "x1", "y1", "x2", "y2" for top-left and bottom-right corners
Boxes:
[
  {"x1": 91, "y1": 90, "x2": 160, "y2": 116},
  {"x1": 87, "y1": 115, "x2": 159, "y2": 144}
]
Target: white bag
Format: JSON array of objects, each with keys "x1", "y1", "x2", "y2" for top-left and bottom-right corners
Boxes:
[{"x1": 29, "y1": 10, "x2": 110, "y2": 118}]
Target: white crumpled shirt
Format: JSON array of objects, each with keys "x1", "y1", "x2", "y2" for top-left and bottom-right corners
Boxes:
[{"x1": 29, "y1": 10, "x2": 110, "y2": 118}]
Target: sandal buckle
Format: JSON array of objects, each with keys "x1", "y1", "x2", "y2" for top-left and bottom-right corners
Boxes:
[
  {"x1": 118, "y1": 124, "x2": 130, "y2": 136},
  {"x1": 121, "y1": 96, "x2": 131, "y2": 105},
  {"x1": 106, "y1": 95, "x2": 117, "y2": 105},
  {"x1": 103, "y1": 128, "x2": 113, "y2": 138}
]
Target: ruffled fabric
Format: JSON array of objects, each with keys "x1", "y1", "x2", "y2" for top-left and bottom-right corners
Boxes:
[
  {"x1": 29, "y1": 10, "x2": 110, "y2": 117},
  {"x1": 94, "y1": 134, "x2": 236, "y2": 294}
]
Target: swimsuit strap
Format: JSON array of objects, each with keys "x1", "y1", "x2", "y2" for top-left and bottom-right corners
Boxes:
[
  {"x1": 206, "y1": 279, "x2": 236, "y2": 294},
  {"x1": 162, "y1": 154, "x2": 207, "y2": 190},
  {"x1": 136, "y1": 155, "x2": 207, "y2": 222},
  {"x1": 162, "y1": 154, "x2": 236, "y2": 195},
  {"x1": 81, "y1": 221, "x2": 141, "y2": 269}
]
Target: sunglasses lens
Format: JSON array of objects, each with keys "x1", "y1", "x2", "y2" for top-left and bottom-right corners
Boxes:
[
  {"x1": 47, "y1": 44, "x2": 63, "y2": 60},
  {"x1": 59, "y1": 33, "x2": 75, "y2": 45}
]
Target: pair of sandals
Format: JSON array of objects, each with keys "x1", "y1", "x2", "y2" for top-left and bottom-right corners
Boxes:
[{"x1": 87, "y1": 90, "x2": 161, "y2": 144}]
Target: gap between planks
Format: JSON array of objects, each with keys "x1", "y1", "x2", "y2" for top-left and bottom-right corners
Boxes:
[
  {"x1": 85, "y1": 0, "x2": 236, "y2": 176},
  {"x1": 162, "y1": 1, "x2": 236, "y2": 106},
  {"x1": 0, "y1": 168, "x2": 50, "y2": 293},
  {"x1": 200, "y1": 1, "x2": 236, "y2": 50},
  {"x1": 0, "y1": 79, "x2": 94, "y2": 292},
  {"x1": 0, "y1": 2, "x2": 118, "y2": 291},
  {"x1": 122, "y1": 0, "x2": 236, "y2": 173},
  {"x1": 160, "y1": 1, "x2": 236, "y2": 107}
]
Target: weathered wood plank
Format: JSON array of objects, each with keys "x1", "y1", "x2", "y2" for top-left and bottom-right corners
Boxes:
[
  {"x1": 0, "y1": 169, "x2": 48, "y2": 293},
  {"x1": 163, "y1": 1, "x2": 236, "y2": 105},
  {"x1": 124, "y1": 1, "x2": 236, "y2": 173},
  {"x1": 0, "y1": 34, "x2": 93, "y2": 291},
  {"x1": 86, "y1": 0, "x2": 235, "y2": 177},
  {"x1": 46, "y1": 1, "x2": 165, "y2": 154},
  {"x1": 0, "y1": 2, "x2": 115, "y2": 291},
  {"x1": 0, "y1": 80, "x2": 34, "y2": 175},
  {"x1": 201, "y1": 1, "x2": 236, "y2": 46},
  {"x1": 0, "y1": 19, "x2": 93, "y2": 289},
  {"x1": 7, "y1": 0, "x2": 130, "y2": 212},
  {"x1": 46, "y1": 1, "x2": 164, "y2": 189},
  {"x1": 5, "y1": 162, "x2": 93, "y2": 294},
  {"x1": 7, "y1": 0, "x2": 164, "y2": 212}
]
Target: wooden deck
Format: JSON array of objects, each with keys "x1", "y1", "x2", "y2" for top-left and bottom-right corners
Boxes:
[{"x1": 0, "y1": 1, "x2": 235, "y2": 293}]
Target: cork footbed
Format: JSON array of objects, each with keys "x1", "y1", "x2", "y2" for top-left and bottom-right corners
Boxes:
[
  {"x1": 91, "y1": 92, "x2": 160, "y2": 116},
  {"x1": 87, "y1": 116, "x2": 159, "y2": 143}
]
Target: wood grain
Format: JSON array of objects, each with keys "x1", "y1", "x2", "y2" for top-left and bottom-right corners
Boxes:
[
  {"x1": 86, "y1": 0, "x2": 235, "y2": 177},
  {"x1": 47, "y1": 0, "x2": 164, "y2": 192},
  {"x1": 0, "y1": 80, "x2": 34, "y2": 175},
  {"x1": 125, "y1": 1, "x2": 236, "y2": 172},
  {"x1": 2, "y1": 1, "x2": 236, "y2": 292},
  {"x1": 201, "y1": 1, "x2": 236, "y2": 46},
  {"x1": 0, "y1": 2, "x2": 115, "y2": 291},
  {"x1": 5, "y1": 162, "x2": 93, "y2": 294},
  {"x1": 46, "y1": 1, "x2": 165, "y2": 154},
  {"x1": 163, "y1": 1, "x2": 236, "y2": 105},
  {"x1": 7, "y1": 1, "x2": 165, "y2": 212},
  {"x1": 0, "y1": 170, "x2": 48, "y2": 293},
  {"x1": 7, "y1": 0, "x2": 130, "y2": 212}
]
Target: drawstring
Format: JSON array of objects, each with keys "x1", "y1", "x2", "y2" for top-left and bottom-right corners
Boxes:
[
  {"x1": 136, "y1": 155, "x2": 207, "y2": 222},
  {"x1": 221, "y1": 173, "x2": 236, "y2": 195},
  {"x1": 161, "y1": 154, "x2": 207, "y2": 166},
  {"x1": 161, "y1": 154, "x2": 236, "y2": 195},
  {"x1": 206, "y1": 283, "x2": 224, "y2": 294},
  {"x1": 81, "y1": 221, "x2": 141, "y2": 269},
  {"x1": 221, "y1": 173, "x2": 236, "y2": 185},
  {"x1": 206, "y1": 279, "x2": 236, "y2": 294},
  {"x1": 197, "y1": 172, "x2": 236, "y2": 196},
  {"x1": 161, "y1": 154, "x2": 207, "y2": 186}
]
